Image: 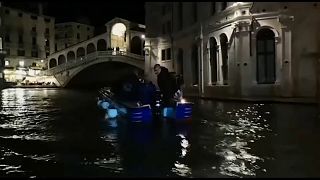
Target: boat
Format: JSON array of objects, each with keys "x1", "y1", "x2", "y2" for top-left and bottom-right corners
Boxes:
[{"x1": 97, "y1": 87, "x2": 193, "y2": 123}]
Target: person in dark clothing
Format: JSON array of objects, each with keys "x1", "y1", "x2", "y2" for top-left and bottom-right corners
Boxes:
[{"x1": 153, "y1": 64, "x2": 178, "y2": 106}]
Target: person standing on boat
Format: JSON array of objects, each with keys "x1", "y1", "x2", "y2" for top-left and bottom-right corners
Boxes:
[{"x1": 153, "y1": 64, "x2": 178, "y2": 106}]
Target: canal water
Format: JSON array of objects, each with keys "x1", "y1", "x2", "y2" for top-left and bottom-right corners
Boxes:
[{"x1": 0, "y1": 88, "x2": 319, "y2": 178}]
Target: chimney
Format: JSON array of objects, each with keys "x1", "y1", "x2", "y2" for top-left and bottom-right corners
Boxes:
[{"x1": 38, "y1": 3, "x2": 43, "y2": 15}]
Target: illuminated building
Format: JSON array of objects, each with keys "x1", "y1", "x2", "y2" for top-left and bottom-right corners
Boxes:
[
  {"x1": 145, "y1": 2, "x2": 320, "y2": 102},
  {"x1": 0, "y1": 3, "x2": 5, "y2": 88},
  {"x1": 0, "y1": 4, "x2": 55, "y2": 84},
  {"x1": 54, "y1": 22, "x2": 95, "y2": 52}
]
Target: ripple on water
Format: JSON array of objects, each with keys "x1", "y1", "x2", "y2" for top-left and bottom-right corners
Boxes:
[{"x1": 214, "y1": 105, "x2": 268, "y2": 177}]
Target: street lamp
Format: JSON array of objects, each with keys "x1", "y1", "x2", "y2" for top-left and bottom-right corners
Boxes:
[{"x1": 141, "y1": 34, "x2": 145, "y2": 55}]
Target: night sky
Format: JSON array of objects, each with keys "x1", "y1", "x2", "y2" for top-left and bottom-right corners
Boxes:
[{"x1": 2, "y1": 1, "x2": 145, "y2": 34}]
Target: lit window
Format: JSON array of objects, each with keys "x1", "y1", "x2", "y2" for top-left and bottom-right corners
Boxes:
[
  {"x1": 19, "y1": 60, "x2": 24, "y2": 67},
  {"x1": 5, "y1": 60, "x2": 9, "y2": 66}
]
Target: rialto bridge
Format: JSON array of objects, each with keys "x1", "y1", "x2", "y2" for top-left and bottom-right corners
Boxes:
[{"x1": 45, "y1": 18, "x2": 146, "y2": 87}]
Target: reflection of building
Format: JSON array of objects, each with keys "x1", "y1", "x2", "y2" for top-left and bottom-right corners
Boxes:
[
  {"x1": 54, "y1": 22, "x2": 95, "y2": 52},
  {"x1": 0, "y1": 5, "x2": 55, "y2": 83},
  {"x1": 145, "y1": 2, "x2": 320, "y2": 102}
]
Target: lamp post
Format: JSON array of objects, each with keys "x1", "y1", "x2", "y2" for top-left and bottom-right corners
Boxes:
[{"x1": 141, "y1": 34, "x2": 145, "y2": 56}]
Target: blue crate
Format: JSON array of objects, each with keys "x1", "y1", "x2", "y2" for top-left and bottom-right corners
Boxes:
[
  {"x1": 127, "y1": 104, "x2": 153, "y2": 123},
  {"x1": 163, "y1": 102, "x2": 193, "y2": 121}
]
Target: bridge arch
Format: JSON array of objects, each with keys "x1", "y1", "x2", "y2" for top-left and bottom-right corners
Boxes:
[
  {"x1": 87, "y1": 43, "x2": 96, "y2": 54},
  {"x1": 111, "y1": 23, "x2": 126, "y2": 50},
  {"x1": 62, "y1": 57, "x2": 144, "y2": 87},
  {"x1": 77, "y1": 47, "x2": 85, "y2": 60},
  {"x1": 49, "y1": 58, "x2": 57, "y2": 68},
  {"x1": 67, "y1": 51, "x2": 75, "y2": 62},
  {"x1": 58, "y1": 55, "x2": 66, "y2": 65},
  {"x1": 97, "y1": 39, "x2": 107, "y2": 51}
]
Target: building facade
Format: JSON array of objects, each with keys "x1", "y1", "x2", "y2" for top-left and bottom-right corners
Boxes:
[
  {"x1": 104, "y1": 17, "x2": 145, "y2": 53},
  {"x1": 0, "y1": 2, "x2": 6, "y2": 88},
  {"x1": 0, "y1": 5, "x2": 55, "y2": 83},
  {"x1": 54, "y1": 22, "x2": 95, "y2": 52},
  {"x1": 145, "y1": 2, "x2": 320, "y2": 102}
]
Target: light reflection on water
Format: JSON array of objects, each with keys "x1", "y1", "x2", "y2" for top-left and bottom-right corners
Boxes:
[
  {"x1": 215, "y1": 103, "x2": 269, "y2": 177},
  {"x1": 0, "y1": 88, "x2": 319, "y2": 177},
  {"x1": 0, "y1": 88, "x2": 63, "y2": 177}
]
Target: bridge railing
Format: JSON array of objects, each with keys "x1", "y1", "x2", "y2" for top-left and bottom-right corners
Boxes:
[
  {"x1": 45, "y1": 50, "x2": 144, "y2": 76},
  {"x1": 97, "y1": 51, "x2": 145, "y2": 61}
]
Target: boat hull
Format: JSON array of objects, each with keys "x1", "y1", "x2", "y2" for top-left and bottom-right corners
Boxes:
[{"x1": 97, "y1": 88, "x2": 193, "y2": 123}]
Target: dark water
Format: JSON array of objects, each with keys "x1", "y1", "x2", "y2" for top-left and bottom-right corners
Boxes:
[{"x1": 0, "y1": 88, "x2": 319, "y2": 178}]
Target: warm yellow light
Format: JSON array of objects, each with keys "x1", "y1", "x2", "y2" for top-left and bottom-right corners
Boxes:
[
  {"x1": 16, "y1": 69, "x2": 27, "y2": 76},
  {"x1": 19, "y1": 60, "x2": 24, "y2": 67},
  {"x1": 3, "y1": 69, "x2": 12, "y2": 74},
  {"x1": 28, "y1": 69, "x2": 35, "y2": 76},
  {"x1": 111, "y1": 23, "x2": 126, "y2": 36},
  {"x1": 180, "y1": 98, "x2": 186, "y2": 103},
  {"x1": 5, "y1": 60, "x2": 9, "y2": 66}
]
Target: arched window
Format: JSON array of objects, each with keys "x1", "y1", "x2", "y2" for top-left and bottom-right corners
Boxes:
[
  {"x1": 77, "y1": 47, "x2": 85, "y2": 60},
  {"x1": 209, "y1": 37, "x2": 218, "y2": 85},
  {"x1": 67, "y1": 51, "x2": 75, "y2": 62},
  {"x1": 111, "y1": 23, "x2": 126, "y2": 50},
  {"x1": 97, "y1": 39, "x2": 107, "y2": 51},
  {"x1": 191, "y1": 44, "x2": 199, "y2": 85},
  {"x1": 220, "y1": 33, "x2": 228, "y2": 85},
  {"x1": 49, "y1": 58, "x2": 57, "y2": 68},
  {"x1": 256, "y1": 28, "x2": 276, "y2": 84},
  {"x1": 130, "y1": 36, "x2": 143, "y2": 55},
  {"x1": 58, "y1": 55, "x2": 66, "y2": 65},
  {"x1": 87, "y1": 43, "x2": 96, "y2": 54}
]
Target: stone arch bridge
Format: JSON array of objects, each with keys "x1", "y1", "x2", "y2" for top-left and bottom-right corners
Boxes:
[
  {"x1": 45, "y1": 50, "x2": 144, "y2": 87},
  {"x1": 44, "y1": 18, "x2": 146, "y2": 87}
]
